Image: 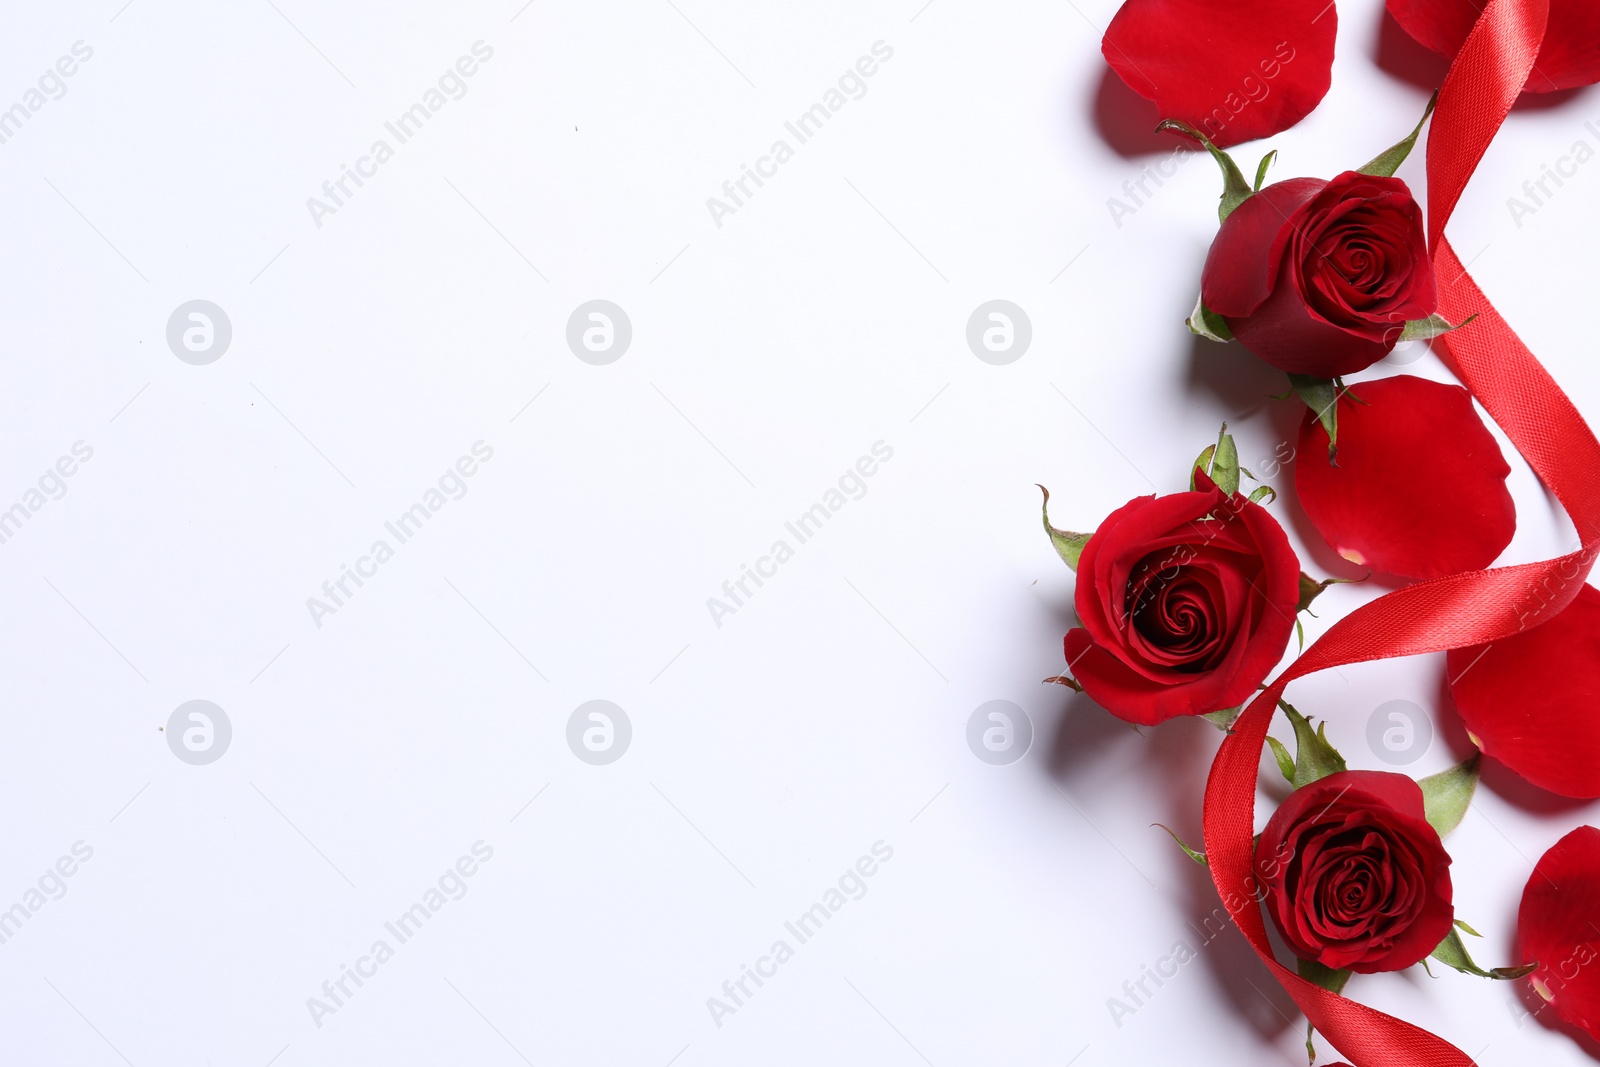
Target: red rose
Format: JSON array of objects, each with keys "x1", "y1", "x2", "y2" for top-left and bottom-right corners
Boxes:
[
  {"x1": 1064, "y1": 472, "x2": 1299, "y2": 726},
  {"x1": 1257, "y1": 770, "x2": 1455, "y2": 974},
  {"x1": 1295, "y1": 375, "x2": 1516, "y2": 581},
  {"x1": 1388, "y1": 0, "x2": 1600, "y2": 92},
  {"x1": 1102, "y1": 0, "x2": 1337, "y2": 148},
  {"x1": 1202, "y1": 172, "x2": 1438, "y2": 378},
  {"x1": 1448, "y1": 583, "x2": 1600, "y2": 799},
  {"x1": 1519, "y1": 826, "x2": 1600, "y2": 1043}
]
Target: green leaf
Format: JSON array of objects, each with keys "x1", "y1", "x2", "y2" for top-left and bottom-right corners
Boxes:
[
  {"x1": 1287, "y1": 374, "x2": 1343, "y2": 461},
  {"x1": 1455, "y1": 919, "x2": 1484, "y2": 939},
  {"x1": 1359, "y1": 91, "x2": 1439, "y2": 178},
  {"x1": 1187, "y1": 292, "x2": 1234, "y2": 342},
  {"x1": 1254, "y1": 149, "x2": 1277, "y2": 192},
  {"x1": 1280, "y1": 700, "x2": 1347, "y2": 790},
  {"x1": 1154, "y1": 823, "x2": 1208, "y2": 866},
  {"x1": 1419, "y1": 754, "x2": 1481, "y2": 838},
  {"x1": 1398, "y1": 312, "x2": 1473, "y2": 343},
  {"x1": 1429, "y1": 927, "x2": 1539, "y2": 981},
  {"x1": 1156, "y1": 119, "x2": 1255, "y2": 223},
  {"x1": 1037, "y1": 486, "x2": 1092, "y2": 570},
  {"x1": 1267, "y1": 736, "x2": 1296, "y2": 784}
]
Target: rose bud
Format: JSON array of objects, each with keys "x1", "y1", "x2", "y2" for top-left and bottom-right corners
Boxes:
[
  {"x1": 1295, "y1": 375, "x2": 1516, "y2": 581},
  {"x1": 1518, "y1": 826, "x2": 1600, "y2": 1043},
  {"x1": 1201, "y1": 171, "x2": 1438, "y2": 378},
  {"x1": 1257, "y1": 770, "x2": 1455, "y2": 974},
  {"x1": 1389, "y1": 0, "x2": 1600, "y2": 92},
  {"x1": 1448, "y1": 583, "x2": 1600, "y2": 799},
  {"x1": 1102, "y1": 0, "x2": 1337, "y2": 148},
  {"x1": 1064, "y1": 471, "x2": 1300, "y2": 726}
]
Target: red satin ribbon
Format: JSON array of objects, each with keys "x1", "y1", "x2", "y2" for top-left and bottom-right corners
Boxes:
[{"x1": 1200, "y1": 0, "x2": 1600, "y2": 1063}]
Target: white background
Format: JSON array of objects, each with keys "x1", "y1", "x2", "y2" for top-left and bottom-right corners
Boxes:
[{"x1": 1, "y1": 0, "x2": 1597, "y2": 1064}]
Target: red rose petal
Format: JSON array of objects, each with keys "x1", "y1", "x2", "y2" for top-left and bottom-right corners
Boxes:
[
  {"x1": 1518, "y1": 826, "x2": 1600, "y2": 1042},
  {"x1": 1202, "y1": 177, "x2": 1326, "y2": 317},
  {"x1": 1388, "y1": 0, "x2": 1600, "y2": 92},
  {"x1": 1448, "y1": 584, "x2": 1600, "y2": 799},
  {"x1": 1295, "y1": 375, "x2": 1516, "y2": 580},
  {"x1": 1102, "y1": 0, "x2": 1337, "y2": 148}
]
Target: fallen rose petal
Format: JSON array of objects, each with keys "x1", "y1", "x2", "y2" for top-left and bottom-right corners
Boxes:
[
  {"x1": 1518, "y1": 826, "x2": 1600, "y2": 1043},
  {"x1": 1102, "y1": 0, "x2": 1338, "y2": 149},
  {"x1": 1388, "y1": 0, "x2": 1600, "y2": 92},
  {"x1": 1295, "y1": 375, "x2": 1515, "y2": 580},
  {"x1": 1448, "y1": 583, "x2": 1600, "y2": 799}
]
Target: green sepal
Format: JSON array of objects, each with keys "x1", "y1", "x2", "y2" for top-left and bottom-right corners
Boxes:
[
  {"x1": 1044, "y1": 674, "x2": 1083, "y2": 692},
  {"x1": 1287, "y1": 374, "x2": 1344, "y2": 461},
  {"x1": 1248, "y1": 485, "x2": 1277, "y2": 505},
  {"x1": 1429, "y1": 926, "x2": 1538, "y2": 981},
  {"x1": 1359, "y1": 91, "x2": 1438, "y2": 178},
  {"x1": 1202, "y1": 706, "x2": 1242, "y2": 731},
  {"x1": 1254, "y1": 150, "x2": 1277, "y2": 192},
  {"x1": 1191, "y1": 424, "x2": 1241, "y2": 497},
  {"x1": 1188, "y1": 292, "x2": 1234, "y2": 342},
  {"x1": 1298, "y1": 573, "x2": 1331, "y2": 614},
  {"x1": 1038, "y1": 486, "x2": 1092, "y2": 570},
  {"x1": 1419, "y1": 754, "x2": 1481, "y2": 838},
  {"x1": 1156, "y1": 119, "x2": 1255, "y2": 223},
  {"x1": 1280, "y1": 700, "x2": 1347, "y2": 789},
  {"x1": 1154, "y1": 823, "x2": 1209, "y2": 866},
  {"x1": 1297, "y1": 573, "x2": 1359, "y2": 615},
  {"x1": 1267, "y1": 736, "x2": 1296, "y2": 784},
  {"x1": 1398, "y1": 312, "x2": 1473, "y2": 343}
]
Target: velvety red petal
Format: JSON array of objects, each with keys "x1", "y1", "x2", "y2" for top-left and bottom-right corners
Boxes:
[
  {"x1": 1228, "y1": 255, "x2": 1396, "y2": 378},
  {"x1": 1518, "y1": 826, "x2": 1600, "y2": 1043},
  {"x1": 1202, "y1": 178, "x2": 1326, "y2": 317},
  {"x1": 1102, "y1": 0, "x2": 1337, "y2": 148},
  {"x1": 1065, "y1": 627, "x2": 1241, "y2": 726},
  {"x1": 1448, "y1": 584, "x2": 1600, "y2": 799},
  {"x1": 1388, "y1": 0, "x2": 1600, "y2": 91},
  {"x1": 1295, "y1": 375, "x2": 1516, "y2": 580}
]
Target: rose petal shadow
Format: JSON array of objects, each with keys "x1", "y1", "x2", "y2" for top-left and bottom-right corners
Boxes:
[
  {"x1": 1045, "y1": 703, "x2": 1298, "y2": 1042},
  {"x1": 1185, "y1": 333, "x2": 1288, "y2": 424},
  {"x1": 1434, "y1": 670, "x2": 1597, "y2": 816},
  {"x1": 1373, "y1": 9, "x2": 1451, "y2": 94},
  {"x1": 1092, "y1": 65, "x2": 1200, "y2": 160},
  {"x1": 1374, "y1": 8, "x2": 1596, "y2": 112}
]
